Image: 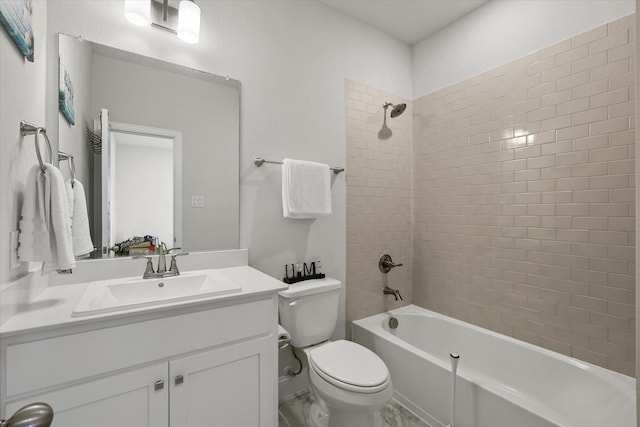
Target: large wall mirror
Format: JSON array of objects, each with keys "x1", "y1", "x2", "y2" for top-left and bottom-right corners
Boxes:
[{"x1": 57, "y1": 34, "x2": 240, "y2": 258}]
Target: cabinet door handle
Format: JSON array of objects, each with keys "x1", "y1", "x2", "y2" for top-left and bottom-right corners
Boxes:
[
  {"x1": 175, "y1": 375, "x2": 184, "y2": 386},
  {"x1": 154, "y1": 380, "x2": 165, "y2": 391}
]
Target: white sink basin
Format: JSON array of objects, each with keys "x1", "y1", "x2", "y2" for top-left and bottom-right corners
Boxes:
[{"x1": 72, "y1": 270, "x2": 241, "y2": 317}]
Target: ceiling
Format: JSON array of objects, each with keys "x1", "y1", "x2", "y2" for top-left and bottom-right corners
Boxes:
[{"x1": 321, "y1": 0, "x2": 489, "y2": 45}]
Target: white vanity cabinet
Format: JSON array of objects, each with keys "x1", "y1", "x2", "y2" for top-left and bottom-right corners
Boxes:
[
  {"x1": 5, "y1": 363, "x2": 169, "y2": 427},
  {"x1": 1, "y1": 297, "x2": 279, "y2": 427},
  {"x1": 170, "y1": 335, "x2": 273, "y2": 426}
]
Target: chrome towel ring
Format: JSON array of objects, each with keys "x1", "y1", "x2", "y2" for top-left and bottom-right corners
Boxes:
[{"x1": 20, "y1": 121, "x2": 52, "y2": 172}]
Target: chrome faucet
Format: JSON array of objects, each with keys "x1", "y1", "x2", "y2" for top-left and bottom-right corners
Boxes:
[
  {"x1": 157, "y1": 242, "x2": 168, "y2": 274},
  {"x1": 136, "y1": 247, "x2": 188, "y2": 279},
  {"x1": 383, "y1": 286, "x2": 403, "y2": 301}
]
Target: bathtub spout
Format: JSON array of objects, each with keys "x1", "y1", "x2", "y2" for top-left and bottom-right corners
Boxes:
[{"x1": 383, "y1": 286, "x2": 403, "y2": 301}]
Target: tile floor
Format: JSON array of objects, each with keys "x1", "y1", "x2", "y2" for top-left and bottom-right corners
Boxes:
[{"x1": 278, "y1": 390, "x2": 431, "y2": 427}]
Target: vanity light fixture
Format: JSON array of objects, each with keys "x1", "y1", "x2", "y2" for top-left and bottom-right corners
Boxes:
[
  {"x1": 177, "y1": 0, "x2": 201, "y2": 44},
  {"x1": 124, "y1": 0, "x2": 151, "y2": 26},
  {"x1": 124, "y1": 0, "x2": 201, "y2": 44}
]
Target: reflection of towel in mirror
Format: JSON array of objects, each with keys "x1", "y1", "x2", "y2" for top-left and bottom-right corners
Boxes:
[
  {"x1": 18, "y1": 165, "x2": 76, "y2": 271},
  {"x1": 65, "y1": 179, "x2": 94, "y2": 257},
  {"x1": 282, "y1": 158, "x2": 332, "y2": 219}
]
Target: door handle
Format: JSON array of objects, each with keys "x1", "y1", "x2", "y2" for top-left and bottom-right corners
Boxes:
[{"x1": 154, "y1": 380, "x2": 164, "y2": 391}]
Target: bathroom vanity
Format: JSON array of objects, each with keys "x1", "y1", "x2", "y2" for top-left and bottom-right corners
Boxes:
[{"x1": 0, "y1": 257, "x2": 286, "y2": 427}]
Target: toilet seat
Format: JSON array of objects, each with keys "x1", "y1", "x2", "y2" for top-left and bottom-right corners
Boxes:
[{"x1": 309, "y1": 340, "x2": 391, "y2": 394}]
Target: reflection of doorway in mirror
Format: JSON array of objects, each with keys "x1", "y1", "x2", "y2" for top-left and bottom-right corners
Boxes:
[
  {"x1": 102, "y1": 117, "x2": 183, "y2": 255},
  {"x1": 111, "y1": 132, "x2": 173, "y2": 247}
]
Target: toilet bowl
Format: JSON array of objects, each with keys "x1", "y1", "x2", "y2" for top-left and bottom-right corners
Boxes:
[
  {"x1": 278, "y1": 278, "x2": 393, "y2": 427},
  {"x1": 304, "y1": 340, "x2": 393, "y2": 427}
]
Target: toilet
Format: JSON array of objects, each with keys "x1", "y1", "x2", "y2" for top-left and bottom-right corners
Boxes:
[{"x1": 279, "y1": 278, "x2": 393, "y2": 427}]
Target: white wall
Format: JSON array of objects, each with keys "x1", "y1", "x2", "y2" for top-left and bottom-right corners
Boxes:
[
  {"x1": 413, "y1": 0, "x2": 635, "y2": 97},
  {"x1": 0, "y1": 0, "x2": 48, "y2": 286}
]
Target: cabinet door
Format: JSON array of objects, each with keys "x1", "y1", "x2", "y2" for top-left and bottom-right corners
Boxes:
[
  {"x1": 4, "y1": 363, "x2": 168, "y2": 427},
  {"x1": 170, "y1": 335, "x2": 277, "y2": 427}
]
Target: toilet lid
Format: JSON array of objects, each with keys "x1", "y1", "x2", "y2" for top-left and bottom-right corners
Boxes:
[{"x1": 309, "y1": 340, "x2": 390, "y2": 392}]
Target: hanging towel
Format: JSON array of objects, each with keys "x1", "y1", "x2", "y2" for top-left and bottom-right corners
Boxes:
[
  {"x1": 282, "y1": 158, "x2": 332, "y2": 219},
  {"x1": 65, "y1": 179, "x2": 94, "y2": 257},
  {"x1": 18, "y1": 166, "x2": 51, "y2": 262},
  {"x1": 18, "y1": 164, "x2": 76, "y2": 272}
]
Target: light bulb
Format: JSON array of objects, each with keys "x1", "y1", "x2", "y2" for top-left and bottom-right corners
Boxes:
[
  {"x1": 124, "y1": 0, "x2": 151, "y2": 27},
  {"x1": 177, "y1": 0, "x2": 201, "y2": 44}
]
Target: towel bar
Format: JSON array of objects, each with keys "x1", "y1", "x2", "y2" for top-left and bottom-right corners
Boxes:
[{"x1": 254, "y1": 157, "x2": 344, "y2": 174}]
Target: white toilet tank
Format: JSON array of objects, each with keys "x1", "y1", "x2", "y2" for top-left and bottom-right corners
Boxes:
[{"x1": 279, "y1": 278, "x2": 341, "y2": 348}]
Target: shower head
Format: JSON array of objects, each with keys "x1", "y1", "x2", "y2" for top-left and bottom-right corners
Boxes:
[{"x1": 383, "y1": 102, "x2": 407, "y2": 118}]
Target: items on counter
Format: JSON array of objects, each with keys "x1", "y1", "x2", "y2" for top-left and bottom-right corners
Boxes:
[
  {"x1": 111, "y1": 235, "x2": 156, "y2": 256},
  {"x1": 283, "y1": 260, "x2": 325, "y2": 284}
]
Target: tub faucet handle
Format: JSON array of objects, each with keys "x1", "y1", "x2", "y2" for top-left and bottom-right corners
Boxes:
[
  {"x1": 378, "y1": 254, "x2": 402, "y2": 274},
  {"x1": 379, "y1": 254, "x2": 403, "y2": 273}
]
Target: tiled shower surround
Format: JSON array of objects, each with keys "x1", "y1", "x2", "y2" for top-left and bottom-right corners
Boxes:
[
  {"x1": 347, "y1": 14, "x2": 636, "y2": 376},
  {"x1": 345, "y1": 81, "x2": 413, "y2": 323}
]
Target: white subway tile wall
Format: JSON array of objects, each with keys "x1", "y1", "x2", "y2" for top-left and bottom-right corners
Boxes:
[
  {"x1": 413, "y1": 15, "x2": 635, "y2": 375},
  {"x1": 345, "y1": 80, "x2": 413, "y2": 323}
]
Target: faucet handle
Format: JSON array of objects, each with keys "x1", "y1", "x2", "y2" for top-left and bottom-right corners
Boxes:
[
  {"x1": 168, "y1": 252, "x2": 189, "y2": 274},
  {"x1": 133, "y1": 256, "x2": 155, "y2": 276},
  {"x1": 379, "y1": 254, "x2": 403, "y2": 273}
]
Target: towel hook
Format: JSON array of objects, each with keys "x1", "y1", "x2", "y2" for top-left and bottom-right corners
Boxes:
[
  {"x1": 59, "y1": 151, "x2": 76, "y2": 186},
  {"x1": 20, "y1": 121, "x2": 52, "y2": 172}
]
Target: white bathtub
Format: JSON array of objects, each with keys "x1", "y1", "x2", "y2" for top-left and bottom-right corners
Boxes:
[{"x1": 352, "y1": 305, "x2": 635, "y2": 427}]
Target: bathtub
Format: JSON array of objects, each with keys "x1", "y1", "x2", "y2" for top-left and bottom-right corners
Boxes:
[{"x1": 352, "y1": 304, "x2": 635, "y2": 427}]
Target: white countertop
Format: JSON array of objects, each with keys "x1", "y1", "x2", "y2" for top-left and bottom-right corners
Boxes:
[{"x1": 0, "y1": 265, "x2": 287, "y2": 338}]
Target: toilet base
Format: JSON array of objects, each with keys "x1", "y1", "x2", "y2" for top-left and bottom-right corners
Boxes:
[
  {"x1": 306, "y1": 400, "x2": 329, "y2": 427},
  {"x1": 307, "y1": 388, "x2": 386, "y2": 427},
  {"x1": 306, "y1": 390, "x2": 329, "y2": 427}
]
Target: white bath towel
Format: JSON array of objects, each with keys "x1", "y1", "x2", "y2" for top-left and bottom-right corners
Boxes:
[
  {"x1": 18, "y1": 164, "x2": 76, "y2": 272},
  {"x1": 282, "y1": 158, "x2": 332, "y2": 219},
  {"x1": 65, "y1": 179, "x2": 94, "y2": 257}
]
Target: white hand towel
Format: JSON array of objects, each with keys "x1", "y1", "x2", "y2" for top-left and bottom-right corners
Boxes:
[
  {"x1": 43, "y1": 164, "x2": 76, "y2": 271},
  {"x1": 18, "y1": 166, "x2": 52, "y2": 262},
  {"x1": 18, "y1": 164, "x2": 76, "y2": 271},
  {"x1": 282, "y1": 158, "x2": 332, "y2": 219},
  {"x1": 65, "y1": 179, "x2": 94, "y2": 257}
]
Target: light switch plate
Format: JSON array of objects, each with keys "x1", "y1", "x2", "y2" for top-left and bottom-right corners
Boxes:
[
  {"x1": 10, "y1": 230, "x2": 19, "y2": 269},
  {"x1": 191, "y1": 195, "x2": 204, "y2": 208}
]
